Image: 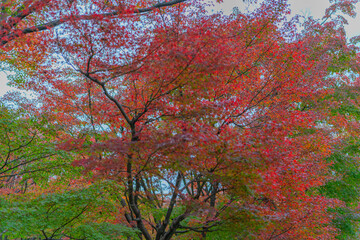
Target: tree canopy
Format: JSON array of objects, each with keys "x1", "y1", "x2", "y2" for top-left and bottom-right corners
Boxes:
[{"x1": 1, "y1": 0, "x2": 360, "y2": 239}]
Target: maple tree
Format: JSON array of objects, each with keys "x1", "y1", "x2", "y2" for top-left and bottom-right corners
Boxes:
[
  {"x1": 1, "y1": 0, "x2": 360, "y2": 239},
  {"x1": 0, "y1": 106, "x2": 136, "y2": 239},
  {"x1": 318, "y1": 79, "x2": 360, "y2": 239},
  {"x1": 1, "y1": 179, "x2": 139, "y2": 239},
  {"x1": 0, "y1": 105, "x2": 71, "y2": 194}
]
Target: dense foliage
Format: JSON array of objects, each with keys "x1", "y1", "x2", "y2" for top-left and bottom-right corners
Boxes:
[{"x1": 1, "y1": 0, "x2": 360, "y2": 239}]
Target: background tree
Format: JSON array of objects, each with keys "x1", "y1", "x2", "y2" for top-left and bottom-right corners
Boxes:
[
  {"x1": 319, "y1": 78, "x2": 360, "y2": 239},
  {"x1": 0, "y1": 105, "x2": 71, "y2": 194}
]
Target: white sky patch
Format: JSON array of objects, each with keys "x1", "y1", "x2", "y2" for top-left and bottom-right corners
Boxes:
[
  {"x1": 0, "y1": 0, "x2": 359, "y2": 97},
  {"x1": 0, "y1": 72, "x2": 16, "y2": 97}
]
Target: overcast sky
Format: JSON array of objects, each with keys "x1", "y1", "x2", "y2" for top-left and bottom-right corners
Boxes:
[
  {"x1": 0, "y1": 0, "x2": 359, "y2": 97},
  {"x1": 215, "y1": 0, "x2": 360, "y2": 37}
]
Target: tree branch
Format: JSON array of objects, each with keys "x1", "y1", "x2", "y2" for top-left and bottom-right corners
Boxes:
[{"x1": 0, "y1": 0, "x2": 188, "y2": 46}]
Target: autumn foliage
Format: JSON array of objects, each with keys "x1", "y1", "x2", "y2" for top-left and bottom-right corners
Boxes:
[{"x1": 1, "y1": 0, "x2": 360, "y2": 239}]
